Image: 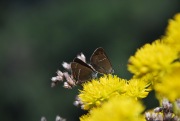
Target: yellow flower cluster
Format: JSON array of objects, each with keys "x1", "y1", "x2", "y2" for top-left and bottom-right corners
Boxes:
[
  {"x1": 128, "y1": 40, "x2": 178, "y2": 78},
  {"x1": 126, "y1": 78, "x2": 151, "y2": 99},
  {"x1": 77, "y1": 13, "x2": 180, "y2": 121},
  {"x1": 80, "y1": 96, "x2": 145, "y2": 121},
  {"x1": 128, "y1": 13, "x2": 180, "y2": 102},
  {"x1": 163, "y1": 13, "x2": 180, "y2": 53},
  {"x1": 79, "y1": 74, "x2": 127, "y2": 110},
  {"x1": 78, "y1": 74, "x2": 151, "y2": 110},
  {"x1": 154, "y1": 64, "x2": 180, "y2": 102}
]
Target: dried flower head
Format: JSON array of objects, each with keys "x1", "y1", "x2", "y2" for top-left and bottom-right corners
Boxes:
[
  {"x1": 40, "y1": 115, "x2": 66, "y2": 121},
  {"x1": 145, "y1": 98, "x2": 180, "y2": 121}
]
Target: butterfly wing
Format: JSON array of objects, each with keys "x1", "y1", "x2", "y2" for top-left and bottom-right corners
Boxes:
[
  {"x1": 90, "y1": 47, "x2": 114, "y2": 74},
  {"x1": 71, "y1": 58, "x2": 97, "y2": 84}
]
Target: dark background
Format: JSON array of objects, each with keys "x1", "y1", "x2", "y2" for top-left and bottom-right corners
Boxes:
[{"x1": 0, "y1": 0, "x2": 179, "y2": 121}]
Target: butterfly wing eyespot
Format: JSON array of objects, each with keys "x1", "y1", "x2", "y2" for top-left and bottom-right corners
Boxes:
[{"x1": 90, "y1": 47, "x2": 114, "y2": 74}]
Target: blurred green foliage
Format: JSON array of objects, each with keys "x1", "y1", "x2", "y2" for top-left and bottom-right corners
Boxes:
[{"x1": 0, "y1": 0, "x2": 180, "y2": 121}]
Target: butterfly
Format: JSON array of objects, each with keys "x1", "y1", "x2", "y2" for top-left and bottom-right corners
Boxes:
[{"x1": 71, "y1": 47, "x2": 114, "y2": 84}]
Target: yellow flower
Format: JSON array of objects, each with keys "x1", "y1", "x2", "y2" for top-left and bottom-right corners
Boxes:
[
  {"x1": 154, "y1": 64, "x2": 180, "y2": 102},
  {"x1": 128, "y1": 40, "x2": 178, "y2": 78},
  {"x1": 163, "y1": 13, "x2": 180, "y2": 52},
  {"x1": 80, "y1": 96, "x2": 145, "y2": 121},
  {"x1": 126, "y1": 77, "x2": 152, "y2": 99},
  {"x1": 78, "y1": 74, "x2": 127, "y2": 110}
]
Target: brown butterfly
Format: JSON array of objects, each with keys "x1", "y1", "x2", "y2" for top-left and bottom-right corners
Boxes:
[
  {"x1": 90, "y1": 47, "x2": 114, "y2": 74},
  {"x1": 71, "y1": 47, "x2": 114, "y2": 84}
]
